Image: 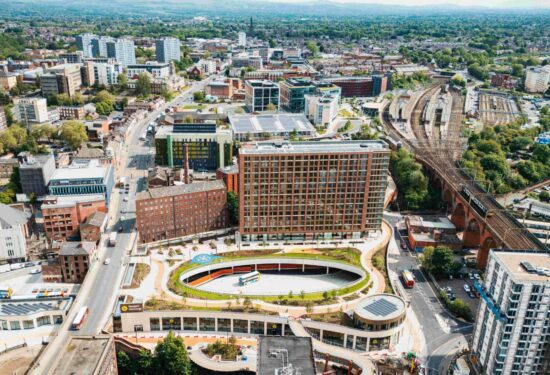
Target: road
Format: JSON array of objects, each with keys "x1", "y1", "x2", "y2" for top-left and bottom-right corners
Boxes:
[
  {"x1": 31, "y1": 77, "x2": 214, "y2": 374},
  {"x1": 384, "y1": 213, "x2": 473, "y2": 375}
]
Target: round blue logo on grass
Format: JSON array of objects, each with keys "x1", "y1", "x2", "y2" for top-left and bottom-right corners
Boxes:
[{"x1": 191, "y1": 254, "x2": 220, "y2": 265}]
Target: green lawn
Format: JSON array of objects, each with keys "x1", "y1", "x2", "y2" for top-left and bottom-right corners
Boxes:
[{"x1": 167, "y1": 250, "x2": 368, "y2": 305}]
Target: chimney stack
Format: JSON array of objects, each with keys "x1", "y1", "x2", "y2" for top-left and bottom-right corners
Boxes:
[{"x1": 183, "y1": 143, "x2": 190, "y2": 184}]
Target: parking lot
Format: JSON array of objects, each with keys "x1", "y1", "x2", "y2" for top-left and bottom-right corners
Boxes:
[
  {"x1": 437, "y1": 271, "x2": 481, "y2": 312},
  {"x1": 478, "y1": 92, "x2": 520, "y2": 126}
]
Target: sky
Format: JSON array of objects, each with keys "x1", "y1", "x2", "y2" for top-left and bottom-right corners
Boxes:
[{"x1": 267, "y1": 0, "x2": 550, "y2": 8}]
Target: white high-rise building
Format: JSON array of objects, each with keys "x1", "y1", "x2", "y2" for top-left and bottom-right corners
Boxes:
[
  {"x1": 92, "y1": 36, "x2": 115, "y2": 58},
  {"x1": 238, "y1": 32, "x2": 246, "y2": 47},
  {"x1": 472, "y1": 249, "x2": 550, "y2": 375},
  {"x1": 156, "y1": 37, "x2": 181, "y2": 63},
  {"x1": 13, "y1": 97, "x2": 49, "y2": 125},
  {"x1": 76, "y1": 33, "x2": 97, "y2": 58},
  {"x1": 93, "y1": 63, "x2": 122, "y2": 86},
  {"x1": 304, "y1": 94, "x2": 339, "y2": 127},
  {"x1": 525, "y1": 66, "x2": 550, "y2": 93},
  {"x1": 107, "y1": 38, "x2": 136, "y2": 67},
  {"x1": 0, "y1": 204, "x2": 29, "y2": 263}
]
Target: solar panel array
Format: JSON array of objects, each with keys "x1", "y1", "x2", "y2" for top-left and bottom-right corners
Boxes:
[
  {"x1": 363, "y1": 298, "x2": 398, "y2": 317},
  {"x1": 230, "y1": 114, "x2": 315, "y2": 135},
  {"x1": 0, "y1": 302, "x2": 56, "y2": 316}
]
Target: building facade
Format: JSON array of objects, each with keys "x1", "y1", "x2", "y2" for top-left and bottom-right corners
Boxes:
[
  {"x1": 59, "y1": 241, "x2": 96, "y2": 283},
  {"x1": 279, "y1": 78, "x2": 316, "y2": 113},
  {"x1": 0, "y1": 204, "x2": 29, "y2": 264},
  {"x1": 472, "y1": 250, "x2": 550, "y2": 375},
  {"x1": 93, "y1": 63, "x2": 122, "y2": 86},
  {"x1": 238, "y1": 32, "x2": 246, "y2": 47},
  {"x1": 135, "y1": 181, "x2": 228, "y2": 243},
  {"x1": 154, "y1": 123, "x2": 233, "y2": 171},
  {"x1": 304, "y1": 94, "x2": 338, "y2": 127},
  {"x1": 106, "y1": 39, "x2": 136, "y2": 67},
  {"x1": 13, "y1": 97, "x2": 49, "y2": 125},
  {"x1": 238, "y1": 141, "x2": 390, "y2": 241},
  {"x1": 76, "y1": 33, "x2": 96, "y2": 58},
  {"x1": 525, "y1": 66, "x2": 550, "y2": 93},
  {"x1": 127, "y1": 63, "x2": 171, "y2": 79},
  {"x1": 216, "y1": 165, "x2": 239, "y2": 193},
  {"x1": 156, "y1": 37, "x2": 181, "y2": 63},
  {"x1": 48, "y1": 162, "x2": 115, "y2": 203},
  {"x1": 59, "y1": 106, "x2": 86, "y2": 121},
  {"x1": 41, "y1": 64, "x2": 82, "y2": 98},
  {"x1": 245, "y1": 80, "x2": 279, "y2": 112},
  {"x1": 18, "y1": 153, "x2": 56, "y2": 196},
  {"x1": 41, "y1": 195, "x2": 107, "y2": 241}
]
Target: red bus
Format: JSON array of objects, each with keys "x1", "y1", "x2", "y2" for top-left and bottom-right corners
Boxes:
[
  {"x1": 402, "y1": 270, "x2": 415, "y2": 289},
  {"x1": 72, "y1": 306, "x2": 89, "y2": 330}
]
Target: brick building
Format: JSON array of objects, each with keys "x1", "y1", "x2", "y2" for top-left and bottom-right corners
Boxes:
[
  {"x1": 135, "y1": 180, "x2": 228, "y2": 243},
  {"x1": 238, "y1": 141, "x2": 390, "y2": 241},
  {"x1": 60, "y1": 241, "x2": 96, "y2": 283},
  {"x1": 41, "y1": 195, "x2": 107, "y2": 241},
  {"x1": 80, "y1": 211, "x2": 108, "y2": 243},
  {"x1": 59, "y1": 106, "x2": 86, "y2": 120},
  {"x1": 216, "y1": 165, "x2": 239, "y2": 193}
]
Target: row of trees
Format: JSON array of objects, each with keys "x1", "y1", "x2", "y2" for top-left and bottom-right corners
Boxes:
[
  {"x1": 117, "y1": 332, "x2": 192, "y2": 375},
  {"x1": 390, "y1": 148, "x2": 439, "y2": 210},
  {"x1": 461, "y1": 120, "x2": 550, "y2": 194}
]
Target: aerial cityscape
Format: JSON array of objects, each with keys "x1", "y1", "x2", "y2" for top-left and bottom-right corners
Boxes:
[{"x1": 0, "y1": 1, "x2": 549, "y2": 374}]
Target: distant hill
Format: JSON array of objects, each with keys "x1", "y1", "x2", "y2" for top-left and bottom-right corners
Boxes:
[{"x1": 0, "y1": 0, "x2": 548, "y2": 18}]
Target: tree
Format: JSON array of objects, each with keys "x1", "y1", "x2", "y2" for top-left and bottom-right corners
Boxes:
[
  {"x1": 59, "y1": 121, "x2": 88, "y2": 150},
  {"x1": 539, "y1": 191, "x2": 550, "y2": 203},
  {"x1": 234, "y1": 106, "x2": 245, "y2": 114},
  {"x1": 153, "y1": 331, "x2": 192, "y2": 375},
  {"x1": 135, "y1": 73, "x2": 152, "y2": 97},
  {"x1": 421, "y1": 246, "x2": 456, "y2": 277},
  {"x1": 509, "y1": 136, "x2": 532, "y2": 152},
  {"x1": 243, "y1": 296, "x2": 252, "y2": 311},
  {"x1": 227, "y1": 192, "x2": 238, "y2": 225},
  {"x1": 193, "y1": 91, "x2": 205, "y2": 102},
  {"x1": 31, "y1": 124, "x2": 56, "y2": 142},
  {"x1": 300, "y1": 290, "x2": 305, "y2": 300},
  {"x1": 94, "y1": 90, "x2": 116, "y2": 106},
  {"x1": 95, "y1": 101, "x2": 114, "y2": 116},
  {"x1": 265, "y1": 102, "x2": 277, "y2": 111},
  {"x1": 306, "y1": 41, "x2": 319, "y2": 55},
  {"x1": 450, "y1": 74, "x2": 466, "y2": 88},
  {"x1": 117, "y1": 73, "x2": 128, "y2": 91}
]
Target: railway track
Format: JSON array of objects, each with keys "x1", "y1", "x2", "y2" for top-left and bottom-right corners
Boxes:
[{"x1": 383, "y1": 84, "x2": 545, "y2": 251}]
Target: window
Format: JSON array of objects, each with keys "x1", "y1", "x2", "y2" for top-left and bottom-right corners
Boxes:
[
  {"x1": 10, "y1": 321, "x2": 21, "y2": 330},
  {"x1": 150, "y1": 318, "x2": 161, "y2": 331},
  {"x1": 23, "y1": 320, "x2": 34, "y2": 329},
  {"x1": 37, "y1": 316, "x2": 51, "y2": 327}
]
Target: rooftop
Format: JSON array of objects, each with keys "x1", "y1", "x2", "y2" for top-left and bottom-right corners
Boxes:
[
  {"x1": 50, "y1": 164, "x2": 110, "y2": 181},
  {"x1": 354, "y1": 294, "x2": 406, "y2": 322},
  {"x1": 81, "y1": 211, "x2": 107, "y2": 228},
  {"x1": 0, "y1": 297, "x2": 71, "y2": 317},
  {"x1": 18, "y1": 153, "x2": 54, "y2": 169},
  {"x1": 246, "y1": 79, "x2": 278, "y2": 88},
  {"x1": 407, "y1": 215, "x2": 456, "y2": 232},
  {"x1": 41, "y1": 195, "x2": 105, "y2": 209},
  {"x1": 240, "y1": 140, "x2": 389, "y2": 155},
  {"x1": 136, "y1": 180, "x2": 225, "y2": 201},
  {"x1": 492, "y1": 250, "x2": 550, "y2": 283},
  {"x1": 60, "y1": 242, "x2": 96, "y2": 257},
  {"x1": 229, "y1": 113, "x2": 316, "y2": 135},
  {"x1": 51, "y1": 335, "x2": 113, "y2": 375},
  {"x1": 257, "y1": 336, "x2": 316, "y2": 375},
  {"x1": 0, "y1": 203, "x2": 28, "y2": 228}
]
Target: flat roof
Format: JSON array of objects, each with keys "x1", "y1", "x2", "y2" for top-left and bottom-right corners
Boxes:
[
  {"x1": 230, "y1": 113, "x2": 316, "y2": 135},
  {"x1": 52, "y1": 336, "x2": 112, "y2": 375},
  {"x1": 492, "y1": 251, "x2": 550, "y2": 283},
  {"x1": 407, "y1": 215, "x2": 456, "y2": 231},
  {"x1": 50, "y1": 165, "x2": 109, "y2": 181},
  {"x1": 354, "y1": 294, "x2": 406, "y2": 322},
  {"x1": 257, "y1": 336, "x2": 316, "y2": 375},
  {"x1": 240, "y1": 140, "x2": 389, "y2": 155},
  {"x1": 41, "y1": 195, "x2": 105, "y2": 209},
  {"x1": 136, "y1": 180, "x2": 225, "y2": 201},
  {"x1": 0, "y1": 297, "x2": 71, "y2": 317}
]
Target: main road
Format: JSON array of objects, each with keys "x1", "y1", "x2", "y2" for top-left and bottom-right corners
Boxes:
[
  {"x1": 384, "y1": 212, "x2": 473, "y2": 375},
  {"x1": 31, "y1": 76, "x2": 215, "y2": 374}
]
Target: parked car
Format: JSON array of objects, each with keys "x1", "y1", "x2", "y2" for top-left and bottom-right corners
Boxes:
[
  {"x1": 463, "y1": 284, "x2": 471, "y2": 292},
  {"x1": 30, "y1": 268, "x2": 41, "y2": 274},
  {"x1": 473, "y1": 273, "x2": 481, "y2": 280},
  {"x1": 468, "y1": 273, "x2": 474, "y2": 280},
  {"x1": 104, "y1": 258, "x2": 111, "y2": 265}
]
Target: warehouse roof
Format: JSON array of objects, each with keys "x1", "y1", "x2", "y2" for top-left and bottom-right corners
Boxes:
[
  {"x1": 136, "y1": 180, "x2": 225, "y2": 201},
  {"x1": 229, "y1": 113, "x2": 315, "y2": 135}
]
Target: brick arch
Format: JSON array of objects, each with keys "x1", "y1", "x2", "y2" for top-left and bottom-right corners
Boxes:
[
  {"x1": 478, "y1": 236, "x2": 498, "y2": 269},
  {"x1": 463, "y1": 217, "x2": 482, "y2": 248},
  {"x1": 442, "y1": 188, "x2": 453, "y2": 205},
  {"x1": 451, "y1": 201, "x2": 466, "y2": 230}
]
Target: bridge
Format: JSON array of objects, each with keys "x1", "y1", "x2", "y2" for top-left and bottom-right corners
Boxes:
[{"x1": 382, "y1": 83, "x2": 546, "y2": 268}]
